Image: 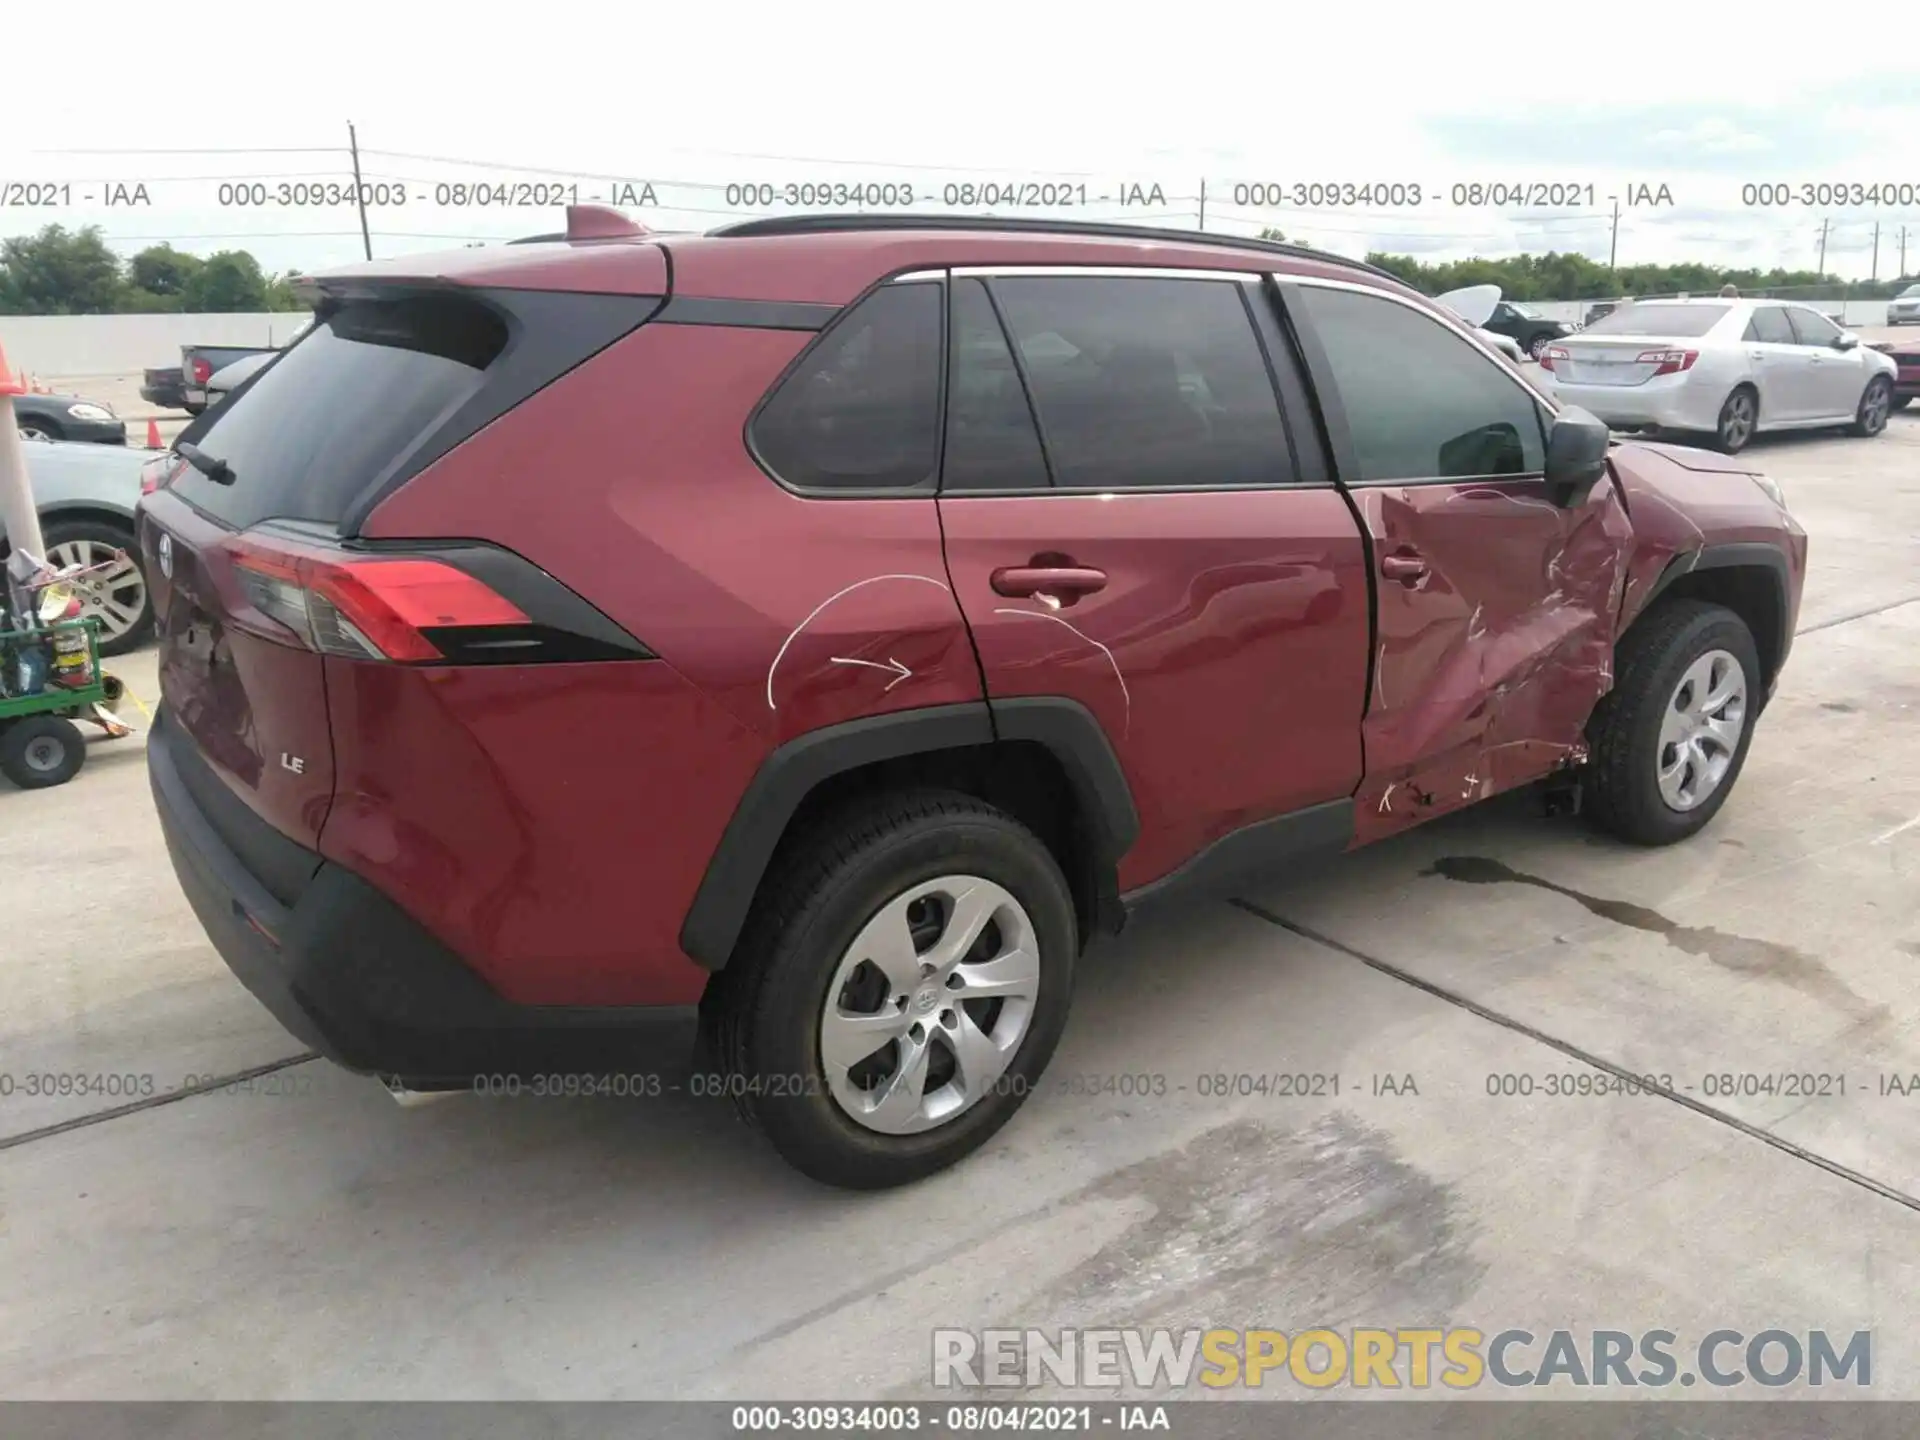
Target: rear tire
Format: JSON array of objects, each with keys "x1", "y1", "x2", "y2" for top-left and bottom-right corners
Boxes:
[
  {"x1": 1713, "y1": 386, "x2": 1758, "y2": 454},
  {"x1": 17, "y1": 418, "x2": 58, "y2": 441},
  {"x1": 1584, "y1": 600, "x2": 1761, "y2": 846},
  {"x1": 1851, "y1": 375, "x2": 1893, "y2": 437},
  {"x1": 0, "y1": 715, "x2": 87, "y2": 789},
  {"x1": 1528, "y1": 333, "x2": 1553, "y2": 361},
  {"x1": 707, "y1": 789, "x2": 1077, "y2": 1190}
]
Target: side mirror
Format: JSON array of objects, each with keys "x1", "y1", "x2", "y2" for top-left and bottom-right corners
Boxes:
[
  {"x1": 1544, "y1": 407, "x2": 1611, "y2": 508},
  {"x1": 1833, "y1": 333, "x2": 1860, "y2": 352}
]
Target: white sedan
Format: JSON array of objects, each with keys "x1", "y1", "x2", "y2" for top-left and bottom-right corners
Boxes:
[{"x1": 1540, "y1": 298, "x2": 1897, "y2": 454}]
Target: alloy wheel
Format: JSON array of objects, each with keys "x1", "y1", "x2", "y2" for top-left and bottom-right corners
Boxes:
[
  {"x1": 1860, "y1": 379, "x2": 1891, "y2": 435},
  {"x1": 1656, "y1": 649, "x2": 1747, "y2": 811},
  {"x1": 1719, "y1": 393, "x2": 1755, "y2": 450},
  {"x1": 45, "y1": 538, "x2": 146, "y2": 646},
  {"x1": 820, "y1": 875, "x2": 1040, "y2": 1135}
]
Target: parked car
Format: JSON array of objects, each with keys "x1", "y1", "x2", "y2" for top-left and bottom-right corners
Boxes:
[
  {"x1": 139, "y1": 210, "x2": 1807, "y2": 1189},
  {"x1": 1585, "y1": 301, "x2": 1622, "y2": 326},
  {"x1": 1541, "y1": 298, "x2": 1898, "y2": 453},
  {"x1": 13, "y1": 392, "x2": 126, "y2": 444},
  {"x1": 1434, "y1": 284, "x2": 1531, "y2": 364},
  {"x1": 1481, "y1": 299, "x2": 1573, "y2": 360},
  {"x1": 179, "y1": 321, "x2": 310, "y2": 413},
  {"x1": 140, "y1": 366, "x2": 192, "y2": 413},
  {"x1": 204, "y1": 350, "x2": 279, "y2": 406},
  {"x1": 4, "y1": 433, "x2": 158, "y2": 653},
  {"x1": 1887, "y1": 283, "x2": 1920, "y2": 327},
  {"x1": 1869, "y1": 338, "x2": 1919, "y2": 409}
]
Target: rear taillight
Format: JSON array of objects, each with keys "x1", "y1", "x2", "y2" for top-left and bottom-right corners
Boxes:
[
  {"x1": 227, "y1": 538, "x2": 528, "y2": 662},
  {"x1": 1541, "y1": 346, "x2": 1570, "y2": 372},
  {"x1": 1637, "y1": 349, "x2": 1699, "y2": 377},
  {"x1": 190, "y1": 358, "x2": 213, "y2": 384}
]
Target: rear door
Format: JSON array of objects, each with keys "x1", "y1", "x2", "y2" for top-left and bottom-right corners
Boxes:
[
  {"x1": 1741, "y1": 304, "x2": 1811, "y2": 419},
  {"x1": 937, "y1": 268, "x2": 1372, "y2": 892},
  {"x1": 1278, "y1": 277, "x2": 1634, "y2": 843}
]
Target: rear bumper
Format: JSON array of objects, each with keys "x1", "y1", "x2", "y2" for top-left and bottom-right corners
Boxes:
[
  {"x1": 1550, "y1": 376, "x2": 1719, "y2": 433},
  {"x1": 148, "y1": 709, "x2": 699, "y2": 1086}
]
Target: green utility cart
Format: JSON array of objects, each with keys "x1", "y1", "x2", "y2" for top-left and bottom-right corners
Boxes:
[{"x1": 0, "y1": 617, "x2": 110, "y2": 789}]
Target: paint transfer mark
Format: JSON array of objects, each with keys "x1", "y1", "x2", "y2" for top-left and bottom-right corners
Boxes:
[
  {"x1": 1422, "y1": 856, "x2": 1885, "y2": 1023},
  {"x1": 766, "y1": 574, "x2": 951, "y2": 710},
  {"x1": 828, "y1": 655, "x2": 913, "y2": 692},
  {"x1": 993, "y1": 607, "x2": 1131, "y2": 738}
]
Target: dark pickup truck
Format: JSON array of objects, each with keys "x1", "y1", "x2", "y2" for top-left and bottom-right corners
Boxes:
[{"x1": 144, "y1": 322, "x2": 311, "y2": 414}]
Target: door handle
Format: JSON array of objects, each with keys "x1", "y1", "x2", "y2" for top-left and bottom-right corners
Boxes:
[
  {"x1": 1380, "y1": 551, "x2": 1429, "y2": 584},
  {"x1": 991, "y1": 565, "x2": 1109, "y2": 599}
]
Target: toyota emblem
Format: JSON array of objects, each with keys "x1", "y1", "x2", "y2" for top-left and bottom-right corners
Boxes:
[{"x1": 157, "y1": 532, "x2": 173, "y2": 579}]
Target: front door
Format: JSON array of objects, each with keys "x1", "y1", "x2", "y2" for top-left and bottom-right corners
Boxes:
[
  {"x1": 1279, "y1": 278, "x2": 1634, "y2": 844},
  {"x1": 936, "y1": 269, "x2": 1372, "y2": 893},
  {"x1": 1742, "y1": 303, "x2": 1812, "y2": 421}
]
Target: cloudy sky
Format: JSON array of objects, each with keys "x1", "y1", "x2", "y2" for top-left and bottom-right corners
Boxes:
[{"x1": 8, "y1": 0, "x2": 1920, "y2": 278}]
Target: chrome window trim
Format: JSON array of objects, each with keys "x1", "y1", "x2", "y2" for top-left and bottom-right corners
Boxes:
[{"x1": 949, "y1": 264, "x2": 1261, "y2": 283}]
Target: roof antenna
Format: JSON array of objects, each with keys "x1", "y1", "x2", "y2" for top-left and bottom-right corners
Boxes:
[{"x1": 565, "y1": 205, "x2": 649, "y2": 241}]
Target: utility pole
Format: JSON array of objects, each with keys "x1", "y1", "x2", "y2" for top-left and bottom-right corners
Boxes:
[
  {"x1": 1901, "y1": 226, "x2": 1910, "y2": 279},
  {"x1": 1816, "y1": 217, "x2": 1830, "y2": 277},
  {"x1": 1608, "y1": 196, "x2": 1620, "y2": 270},
  {"x1": 347, "y1": 121, "x2": 373, "y2": 262},
  {"x1": 1197, "y1": 178, "x2": 1206, "y2": 231},
  {"x1": 1871, "y1": 221, "x2": 1880, "y2": 282}
]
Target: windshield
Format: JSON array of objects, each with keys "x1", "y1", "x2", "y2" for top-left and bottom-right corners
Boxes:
[
  {"x1": 1578, "y1": 303, "x2": 1731, "y2": 338},
  {"x1": 1901, "y1": 284, "x2": 1920, "y2": 298}
]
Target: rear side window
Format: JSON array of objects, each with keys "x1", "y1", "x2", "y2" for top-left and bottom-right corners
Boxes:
[
  {"x1": 174, "y1": 295, "x2": 509, "y2": 530},
  {"x1": 752, "y1": 282, "x2": 944, "y2": 492},
  {"x1": 942, "y1": 278, "x2": 1049, "y2": 492},
  {"x1": 1295, "y1": 286, "x2": 1545, "y2": 482},
  {"x1": 1745, "y1": 307, "x2": 1794, "y2": 344},
  {"x1": 988, "y1": 275, "x2": 1296, "y2": 491}
]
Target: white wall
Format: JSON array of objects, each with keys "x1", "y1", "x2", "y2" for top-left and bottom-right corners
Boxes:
[{"x1": 0, "y1": 313, "x2": 310, "y2": 379}]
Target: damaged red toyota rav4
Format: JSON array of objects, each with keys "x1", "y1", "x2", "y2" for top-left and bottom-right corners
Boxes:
[{"x1": 139, "y1": 210, "x2": 1807, "y2": 1189}]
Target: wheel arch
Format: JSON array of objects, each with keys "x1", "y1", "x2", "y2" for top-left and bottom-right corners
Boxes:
[
  {"x1": 679, "y1": 698, "x2": 1137, "y2": 971},
  {"x1": 1632, "y1": 543, "x2": 1791, "y2": 695}
]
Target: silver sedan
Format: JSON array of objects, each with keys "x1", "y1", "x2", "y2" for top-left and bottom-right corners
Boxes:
[{"x1": 1540, "y1": 298, "x2": 1898, "y2": 453}]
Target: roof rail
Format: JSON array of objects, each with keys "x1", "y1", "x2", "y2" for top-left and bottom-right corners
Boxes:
[{"x1": 707, "y1": 213, "x2": 1404, "y2": 284}]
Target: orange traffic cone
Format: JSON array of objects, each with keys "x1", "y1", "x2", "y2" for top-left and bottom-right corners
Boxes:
[
  {"x1": 0, "y1": 339, "x2": 23, "y2": 397},
  {"x1": 146, "y1": 417, "x2": 163, "y2": 450}
]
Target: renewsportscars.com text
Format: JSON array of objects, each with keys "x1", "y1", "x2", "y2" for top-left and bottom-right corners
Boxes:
[{"x1": 932, "y1": 1327, "x2": 1872, "y2": 1391}]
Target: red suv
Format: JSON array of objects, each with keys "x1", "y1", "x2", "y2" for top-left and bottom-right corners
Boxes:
[{"x1": 140, "y1": 210, "x2": 1807, "y2": 1189}]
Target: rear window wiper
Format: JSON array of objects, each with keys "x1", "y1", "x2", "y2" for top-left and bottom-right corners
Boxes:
[{"x1": 177, "y1": 441, "x2": 236, "y2": 486}]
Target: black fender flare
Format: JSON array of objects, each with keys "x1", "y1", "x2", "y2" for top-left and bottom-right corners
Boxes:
[
  {"x1": 1637, "y1": 541, "x2": 1793, "y2": 683},
  {"x1": 678, "y1": 698, "x2": 1138, "y2": 970}
]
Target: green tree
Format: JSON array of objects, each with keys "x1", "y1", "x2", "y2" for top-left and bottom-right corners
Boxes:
[
  {"x1": 0, "y1": 224, "x2": 124, "y2": 314},
  {"x1": 183, "y1": 250, "x2": 271, "y2": 312},
  {"x1": 128, "y1": 244, "x2": 203, "y2": 298}
]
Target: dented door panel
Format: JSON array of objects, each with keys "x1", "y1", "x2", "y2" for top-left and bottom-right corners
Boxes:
[{"x1": 1351, "y1": 475, "x2": 1634, "y2": 844}]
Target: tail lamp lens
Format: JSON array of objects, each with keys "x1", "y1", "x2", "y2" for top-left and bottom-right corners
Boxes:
[
  {"x1": 1636, "y1": 349, "x2": 1699, "y2": 376},
  {"x1": 229, "y1": 543, "x2": 528, "y2": 662},
  {"x1": 190, "y1": 359, "x2": 213, "y2": 384},
  {"x1": 1542, "y1": 346, "x2": 1570, "y2": 371}
]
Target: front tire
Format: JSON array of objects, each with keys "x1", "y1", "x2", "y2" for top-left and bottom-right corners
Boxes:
[
  {"x1": 41, "y1": 519, "x2": 152, "y2": 656},
  {"x1": 1528, "y1": 333, "x2": 1553, "y2": 361},
  {"x1": 1584, "y1": 600, "x2": 1761, "y2": 846},
  {"x1": 0, "y1": 716, "x2": 87, "y2": 789},
  {"x1": 1713, "y1": 386, "x2": 1758, "y2": 454},
  {"x1": 709, "y1": 790, "x2": 1077, "y2": 1190},
  {"x1": 1851, "y1": 375, "x2": 1893, "y2": 437}
]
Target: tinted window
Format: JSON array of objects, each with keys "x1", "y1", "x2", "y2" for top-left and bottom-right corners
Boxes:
[
  {"x1": 1580, "y1": 303, "x2": 1730, "y2": 337},
  {"x1": 174, "y1": 295, "x2": 508, "y2": 529},
  {"x1": 1786, "y1": 307, "x2": 1841, "y2": 345},
  {"x1": 1295, "y1": 286, "x2": 1545, "y2": 482},
  {"x1": 1745, "y1": 307, "x2": 1794, "y2": 344},
  {"x1": 753, "y1": 282, "x2": 943, "y2": 492},
  {"x1": 989, "y1": 276, "x2": 1295, "y2": 490},
  {"x1": 942, "y1": 279, "x2": 1049, "y2": 492}
]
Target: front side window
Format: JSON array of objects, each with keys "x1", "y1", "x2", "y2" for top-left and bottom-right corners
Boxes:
[
  {"x1": 752, "y1": 282, "x2": 943, "y2": 492},
  {"x1": 987, "y1": 275, "x2": 1296, "y2": 491},
  {"x1": 1786, "y1": 307, "x2": 1842, "y2": 346},
  {"x1": 1295, "y1": 285, "x2": 1546, "y2": 482}
]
